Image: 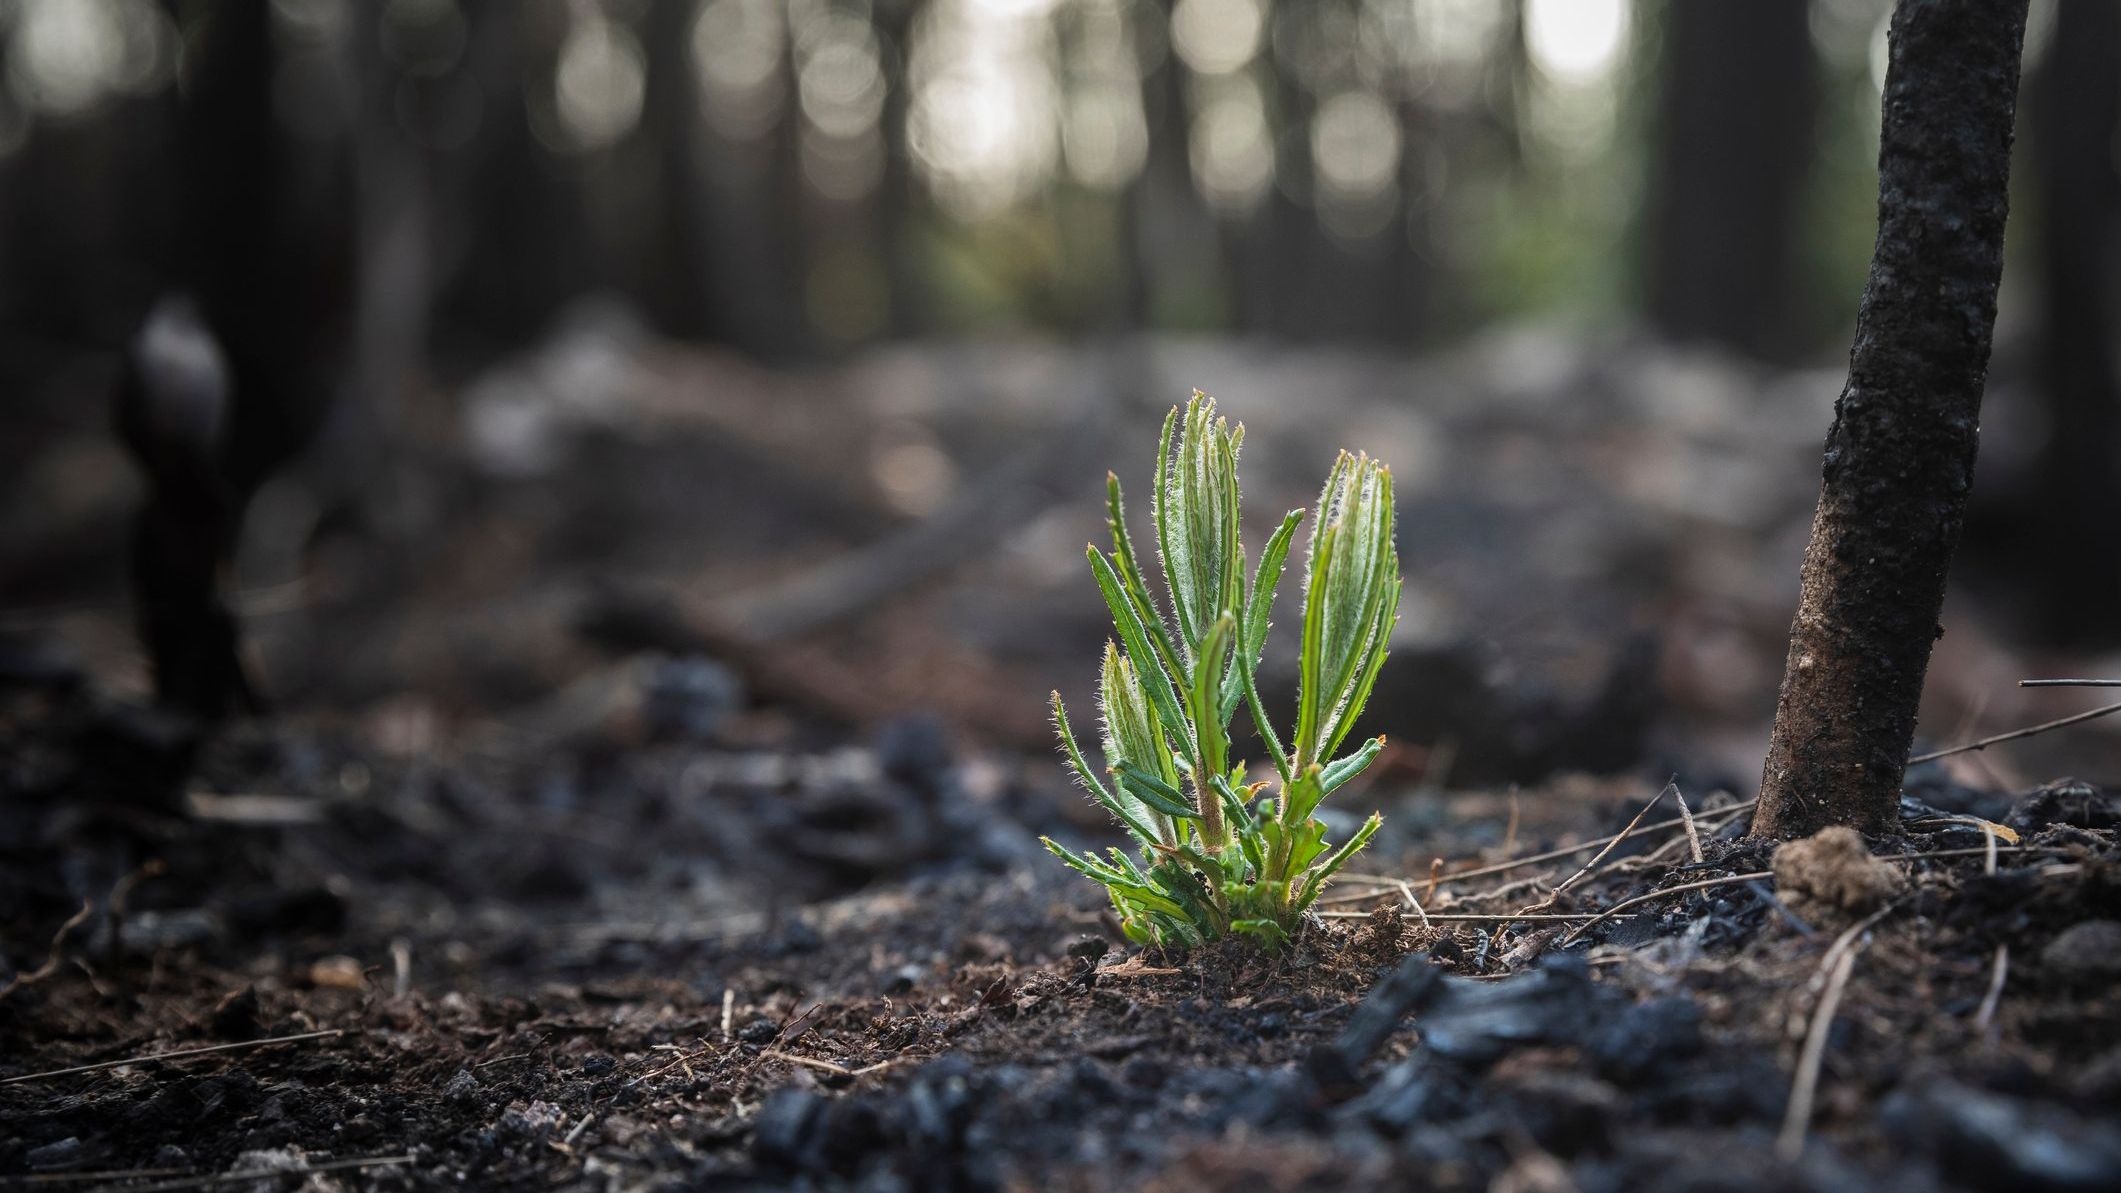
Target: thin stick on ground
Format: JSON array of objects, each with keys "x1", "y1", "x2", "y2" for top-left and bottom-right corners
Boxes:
[
  {"x1": 1909, "y1": 699, "x2": 2121, "y2": 764},
  {"x1": 1551, "y1": 783, "x2": 1671, "y2": 896},
  {"x1": 1974, "y1": 944, "x2": 2009, "y2": 1035},
  {"x1": 0, "y1": 899, "x2": 92, "y2": 1002},
  {"x1": 1778, "y1": 942, "x2": 1863, "y2": 1162},
  {"x1": 1335, "y1": 799, "x2": 1758, "y2": 896},
  {"x1": 2017, "y1": 678, "x2": 2121, "y2": 687},
  {"x1": 762, "y1": 1049, "x2": 909, "y2": 1079},
  {"x1": 1319, "y1": 909, "x2": 1597, "y2": 923},
  {"x1": 1395, "y1": 880, "x2": 1432, "y2": 930},
  {"x1": 0, "y1": 1029, "x2": 346, "y2": 1085},
  {"x1": 763, "y1": 1049, "x2": 856, "y2": 1077},
  {"x1": 13, "y1": 1166, "x2": 193, "y2": 1185},
  {"x1": 59, "y1": 1153, "x2": 413, "y2": 1193},
  {"x1": 1675, "y1": 785, "x2": 1706, "y2": 864},
  {"x1": 1558, "y1": 872, "x2": 1775, "y2": 946}
]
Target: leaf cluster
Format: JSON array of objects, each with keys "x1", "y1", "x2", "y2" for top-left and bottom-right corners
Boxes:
[{"x1": 1044, "y1": 393, "x2": 1400, "y2": 950}]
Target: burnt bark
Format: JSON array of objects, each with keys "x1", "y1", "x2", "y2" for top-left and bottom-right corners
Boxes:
[{"x1": 1754, "y1": 0, "x2": 2029, "y2": 839}]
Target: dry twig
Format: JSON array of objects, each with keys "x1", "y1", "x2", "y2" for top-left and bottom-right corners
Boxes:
[
  {"x1": 64, "y1": 1153, "x2": 412, "y2": 1193},
  {"x1": 1973, "y1": 944, "x2": 2009, "y2": 1036},
  {"x1": 1909, "y1": 699, "x2": 2121, "y2": 763},
  {"x1": 1674, "y1": 785, "x2": 1705, "y2": 864},
  {"x1": 1551, "y1": 783, "x2": 1671, "y2": 897},
  {"x1": 1778, "y1": 942, "x2": 1862, "y2": 1161},
  {"x1": 0, "y1": 900, "x2": 93, "y2": 1003},
  {"x1": 1558, "y1": 872, "x2": 1775, "y2": 946},
  {"x1": 0, "y1": 1029, "x2": 346, "y2": 1085}
]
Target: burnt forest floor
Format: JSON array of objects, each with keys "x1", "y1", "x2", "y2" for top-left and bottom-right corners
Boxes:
[{"x1": 3, "y1": 670, "x2": 2119, "y2": 1193}]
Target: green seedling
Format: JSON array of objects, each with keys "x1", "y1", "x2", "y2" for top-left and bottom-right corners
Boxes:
[{"x1": 1043, "y1": 392, "x2": 1400, "y2": 950}]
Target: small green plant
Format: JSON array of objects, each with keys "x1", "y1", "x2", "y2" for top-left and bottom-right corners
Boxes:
[{"x1": 1043, "y1": 393, "x2": 1400, "y2": 950}]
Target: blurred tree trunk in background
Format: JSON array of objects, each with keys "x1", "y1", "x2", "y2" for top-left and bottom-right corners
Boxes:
[
  {"x1": 644, "y1": 0, "x2": 720, "y2": 342},
  {"x1": 2025, "y1": 0, "x2": 2121, "y2": 642},
  {"x1": 1645, "y1": 0, "x2": 1816, "y2": 362},
  {"x1": 1266, "y1": 79, "x2": 1319, "y2": 338},
  {"x1": 177, "y1": 0, "x2": 354, "y2": 500},
  {"x1": 1755, "y1": 0, "x2": 2028, "y2": 839},
  {"x1": 1126, "y1": 0, "x2": 1216, "y2": 329},
  {"x1": 435, "y1": 3, "x2": 596, "y2": 360},
  {"x1": 349, "y1": 0, "x2": 432, "y2": 457},
  {"x1": 876, "y1": 0, "x2": 927, "y2": 337}
]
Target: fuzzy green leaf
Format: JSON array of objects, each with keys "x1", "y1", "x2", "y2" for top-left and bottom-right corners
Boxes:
[
  {"x1": 1296, "y1": 813, "x2": 1383, "y2": 911},
  {"x1": 1116, "y1": 765, "x2": 1202, "y2": 821},
  {"x1": 1319, "y1": 736, "x2": 1385, "y2": 797},
  {"x1": 1088, "y1": 546, "x2": 1194, "y2": 758}
]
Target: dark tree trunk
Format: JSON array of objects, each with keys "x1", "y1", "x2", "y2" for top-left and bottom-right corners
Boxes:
[
  {"x1": 875, "y1": 0, "x2": 926, "y2": 336},
  {"x1": 1125, "y1": 0, "x2": 1215, "y2": 329},
  {"x1": 1644, "y1": 0, "x2": 1817, "y2": 361},
  {"x1": 117, "y1": 0, "x2": 359, "y2": 720},
  {"x1": 1754, "y1": 0, "x2": 2029, "y2": 839},
  {"x1": 2023, "y1": 0, "x2": 2121, "y2": 641}
]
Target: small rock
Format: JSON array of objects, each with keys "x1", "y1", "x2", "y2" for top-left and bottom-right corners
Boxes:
[
  {"x1": 1772, "y1": 826, "x2": 1905, "y2": 921},
  {"x1": 1883, "y1": 1079, "x2": 2121, "y2": 1192},
  {"x1": 210, "y1": 986, "x2": 261, "y2": 1040},
  {"x1": 1065, "y1": 937, "x2": 1111, "y2": 964},
  {"x1": 885, "y1": 963, "x2": 925, "y2": 994},
  {"x1": 874, "y1": 715, "x2": 952, "y2": 794},
  {"x1": 1419, "y1": 954, "x2": 1623, "y2": 1066},
  {"x1": 2075, "y1": 1047, "x2": 2121, "y2": 1104},
  {"x1": 739, "y1": 1017, "x2": 780, "y2": 1044},
  {"x1": 498, "y1": 1100, "x2": 565, "y2": 1141},
  {"x1": 2010, "y1": 780, "x2": 2117, "y2": 832},
  {"x1": 752, "y1": 1088, "x2": 826, "y2": 1169},
  {"x1": 26, "y1": 1137, "x2": 84, "y2": 1171},
  {"x1": 1587, "y1": 996, "x2": 1704, "y2": 1083},
  {"x1": 226, "y1": 1146, "x2": 311, "y2": 1193},
  {"x1": 442, "y1": 1069, "x2": 480, "y2": 1106},
  {"x1": 2041, "y1": 921, "x2": 2121, "y2": 986},
  {"x1": 306, "y1": 955, "x2": 365, "y2": 989},
  {"x1": 643, "y1": 657, "x2": 743, "y2": 743}
]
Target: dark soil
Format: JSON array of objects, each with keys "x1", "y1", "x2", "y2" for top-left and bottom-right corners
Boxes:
[
  {"x1": 4, "y1": 670, "x2": 2118, "y2": 1193},
  {"x1": 5, "y1": 337, "x2": 2119, "y2": 1191}
]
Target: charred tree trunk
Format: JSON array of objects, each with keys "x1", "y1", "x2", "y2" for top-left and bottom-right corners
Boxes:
[
  {"x1": 118, "y1": 0, "x2": 358, "y2": 720},
  {"x1": 1754, "y1": 0, "x2": 2029, "y2": 839},
  {"x1": 1644, "y1": 0, "x2": 1817, "y2": 362}
]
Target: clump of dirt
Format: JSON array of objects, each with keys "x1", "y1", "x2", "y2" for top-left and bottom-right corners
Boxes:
[{"x1": 1771, "y1": 825, "x2": 1907, "y2": 921}]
